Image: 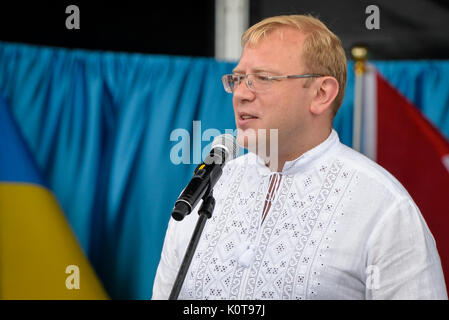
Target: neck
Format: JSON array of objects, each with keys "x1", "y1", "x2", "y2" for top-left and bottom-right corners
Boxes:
[{"x1": 264, "y1": 127, "x2": 332, "y2": 172}]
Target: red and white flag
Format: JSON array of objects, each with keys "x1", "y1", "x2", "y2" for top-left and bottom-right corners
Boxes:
[{"x1": 355, "y1": 64, "x2": 449, "y2": 289}]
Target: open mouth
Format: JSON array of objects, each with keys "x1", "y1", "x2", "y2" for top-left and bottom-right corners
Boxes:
[
  {"x1": 239, "y1": 112, "x2": 258, "y2": 121},
  {"x1": 240, "y1": 115, "x2": 257, "y2": 120}
]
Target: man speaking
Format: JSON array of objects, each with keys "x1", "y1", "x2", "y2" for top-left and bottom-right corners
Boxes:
[{"x1": 152, "y1": 14, "x2": 447, "y2": 299}]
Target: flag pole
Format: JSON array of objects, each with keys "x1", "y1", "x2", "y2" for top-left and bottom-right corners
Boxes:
[{"x1": 351, "y1": 46, "x2": 368, "y2": 152}]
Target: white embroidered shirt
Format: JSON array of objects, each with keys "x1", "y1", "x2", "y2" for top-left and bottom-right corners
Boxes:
[{"x1": 152, "y1": 129, "x2": 448, "y2": 300}]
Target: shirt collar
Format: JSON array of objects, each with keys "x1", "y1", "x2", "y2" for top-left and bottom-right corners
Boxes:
[{"x1": 248, "y1": 128, "x2": 340, "y2": 176}]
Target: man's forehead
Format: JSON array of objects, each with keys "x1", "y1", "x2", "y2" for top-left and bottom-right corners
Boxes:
[
  {"x1": 246, "y1": 26, "x2": 306, "y2": 49},
  {"x1": 234, "y1": 28, "x2": 306, "y2": 74}
]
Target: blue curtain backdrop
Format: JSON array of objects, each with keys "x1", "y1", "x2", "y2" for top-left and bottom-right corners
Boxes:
[{"x1": 0, "y1": 41, "x2": 448, "y2": 299}]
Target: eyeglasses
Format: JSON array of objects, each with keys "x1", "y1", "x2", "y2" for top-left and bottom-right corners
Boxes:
[{"x1": 222, "y1": 73, "x2": 324, "y2": 93}]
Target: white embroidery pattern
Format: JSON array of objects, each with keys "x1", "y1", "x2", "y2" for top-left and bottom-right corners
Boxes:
[
  {"x1": 179, "y1": 157, "x2": 355, "y2": 300},
  {"x1": 194, "y1": 164, "x2": 246, "y2": 299}
]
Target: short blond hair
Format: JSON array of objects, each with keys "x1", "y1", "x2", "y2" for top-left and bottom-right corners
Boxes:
[{"x1": 242, "y1": 14, "x2": 347, "y2": 116}]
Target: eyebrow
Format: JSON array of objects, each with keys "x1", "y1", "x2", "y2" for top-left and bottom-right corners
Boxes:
[{"x1": 232, "y1": 68, "x2": 282, "y2": 75}]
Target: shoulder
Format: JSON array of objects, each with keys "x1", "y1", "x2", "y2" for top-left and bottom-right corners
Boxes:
[
  {"x1": 334, "y1": 142, "x2": 414, "y2": 202},
  {"x1": 332, "y1": 143, "x2": 437, "y2": 247}
]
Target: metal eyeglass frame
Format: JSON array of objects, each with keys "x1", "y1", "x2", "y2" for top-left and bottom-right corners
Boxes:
[{"x1": 222, "y1": 73, "x2": 325, "y2": 93}]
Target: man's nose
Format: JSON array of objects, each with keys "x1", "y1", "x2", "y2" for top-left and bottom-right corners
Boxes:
[{"x1": 233, "y1": 77, "x2": 255, "y2": 102}]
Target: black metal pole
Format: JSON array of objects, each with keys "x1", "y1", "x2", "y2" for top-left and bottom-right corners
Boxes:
[{"x1": 168, "y1": 192, "x2": 215, "y2": 300}]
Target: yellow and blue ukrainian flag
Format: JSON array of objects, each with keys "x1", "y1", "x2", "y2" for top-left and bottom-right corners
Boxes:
[{"x1": 0, "y1": 96, "x2": 108, "y2": 299}]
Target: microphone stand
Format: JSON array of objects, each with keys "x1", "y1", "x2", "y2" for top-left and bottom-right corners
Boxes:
[{"x1": 168, "y1": 187, "x2": 215, "y2": 300}]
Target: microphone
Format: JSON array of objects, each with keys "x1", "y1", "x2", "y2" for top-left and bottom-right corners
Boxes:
[{"x1": 171, "y1": 134, "x2": 238, "y2": 221}]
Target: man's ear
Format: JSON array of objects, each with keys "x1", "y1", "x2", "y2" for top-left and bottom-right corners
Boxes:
[{"x1": 310, "y1": 77, "x2": 339, "y2": 116}]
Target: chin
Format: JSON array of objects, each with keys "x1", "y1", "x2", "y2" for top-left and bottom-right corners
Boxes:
[
  {"x1": 236, "y1": 127, "x2": 258, "y2": 152},
  {"x1": 236, "y1": 127, "x2": 274, "y2": 154}
]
